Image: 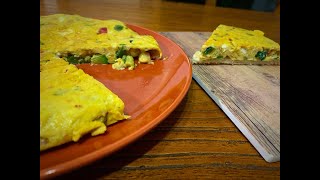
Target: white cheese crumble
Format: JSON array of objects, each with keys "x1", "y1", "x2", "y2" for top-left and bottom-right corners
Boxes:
[
  {"x1": 221, "y1": 44, "x2": 228, "y2": 49},
  {"x1": 240, "y1": 48, "x2": 247, "y2": 54},
  {"x1": 192, "y1": 51, "x2": 201, "y2": 62}
]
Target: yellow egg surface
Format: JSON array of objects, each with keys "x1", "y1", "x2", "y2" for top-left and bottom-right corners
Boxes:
[
  {"x1": 40, "y1": 58, "x2": 130, "y2": 151},
  {"x1": 40, "y1": 14, "x2": 162, "y2": 70},
  {"x1": 192, "y1": 24, "x2": 280, "y2": 65}
]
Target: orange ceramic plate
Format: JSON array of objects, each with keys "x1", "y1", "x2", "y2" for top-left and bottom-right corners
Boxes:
[{"x1": 40, "y1": 24, "x2": 192, "y2": 179}]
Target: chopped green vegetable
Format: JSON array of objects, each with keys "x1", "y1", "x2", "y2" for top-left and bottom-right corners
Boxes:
[
  {"x1": 255, "y1": 51, "x2": 267, "y2": 61},
  {"x1": 217, "y1": 55, "x2": 223, "y2": 59},
  {"x1": 78, "y1": 58, "x2": 85, "y2": 63},
  {"x1": 125, "y1": 55, "x2": 134, "y2": 68},
  {"x1": 122, "y1": 55, "x2": 127, "y2": 63},
  {"x1": 114, "y1": 25, "x2": 124, "y2": 31},
  {"x1": 203, "y1": 46, "x2": 214, "y2": 55},
  {"x1": 84, "y1": 56, "x2": 91, "y2": 62},
  {"x1": 116, "y1": 45, "x2": 126, "y2": 58},
  {"x1": 65, "y1": 55, "x2": 79, "y2": 64},
  {"x1": 91, "y1": 54, "x2": 108, "y2": 64}
]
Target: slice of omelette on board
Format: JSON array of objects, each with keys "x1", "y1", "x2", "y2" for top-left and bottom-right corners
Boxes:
[{"x1": 192, "y1": 24, "x2": 280, "y2": 65}]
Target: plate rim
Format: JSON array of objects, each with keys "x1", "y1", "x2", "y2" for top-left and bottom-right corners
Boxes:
[{"x1": 40, "y1": 23, "x2": 192, "y2": 179}]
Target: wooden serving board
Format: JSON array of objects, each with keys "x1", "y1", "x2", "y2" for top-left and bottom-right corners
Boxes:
[{"x1": 160, "y1": 32, "x2": 280, "y2": 163}]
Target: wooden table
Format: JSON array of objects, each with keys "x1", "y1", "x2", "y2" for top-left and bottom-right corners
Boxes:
[{"x1": 40, "y1": 0, "x2": 280, "y2": 179}]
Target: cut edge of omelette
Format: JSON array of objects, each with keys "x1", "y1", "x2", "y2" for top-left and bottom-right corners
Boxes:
[
  {"x1": 40, "y1": 58, "x2": 130, "y2": 152},
  {"x1": 192, "y1": 24, "x2": 280, "y2": 65},
  {"x1": 40, "y1": 14, "x2": 163, "y2": 71}
]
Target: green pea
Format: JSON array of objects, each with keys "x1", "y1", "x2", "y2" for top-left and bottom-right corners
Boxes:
[
  {"x1": 255, "y1": 51, "x2": 267, "y2": 61},
  {"x1": 116, "y1": 45, "x2": 126, "y2": 58},
  {"x1": 125, "y1": 55, "x2": 135, "y2": 68},
  {"x1": 91, "y1": 54, "x2": 108, "y2": 64},
  {"x1": 217, "y1": 55, "x2": 223, "y2": 59},
  {"x1": 203, "y1": 46, "x2": 214, "y2": 55},
  {"x1": 114, "y1": 25, "x2": 124, "y2": 31}
]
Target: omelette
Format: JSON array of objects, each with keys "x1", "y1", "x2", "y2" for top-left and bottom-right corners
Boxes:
[
  {"x1": 192, "y1": 24, "x2": 280, "y2": 65},
  {"x1": 40, "y1": 58, "x2": 130, "y2": 151},
  {"x1": 40, "y1": 14, "x2": 164, "y2": 151},
  {"x1": 40, "y1": 14, "x2": 162, "y2": 70}
]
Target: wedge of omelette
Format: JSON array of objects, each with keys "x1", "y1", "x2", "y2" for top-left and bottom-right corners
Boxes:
[
  {"x1": 40, "y1": 58, "x2": 130, "y2": 151},
  {"x1": 192, "y1": 24, "x2": 280, "y2": 65},
  {"x1": 40, "y1": 14, "x2": 162, "y2": 70},
  {"x1": 40, "y1": 14, "x2": 166, "y2": 151}
]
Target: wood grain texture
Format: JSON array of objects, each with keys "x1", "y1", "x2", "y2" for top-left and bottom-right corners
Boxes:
[
  {"x1": 54, "y1": 81, "x2": 280, "y2": 179},
  {"x1": 162, "y1": 32, "x2": 280, "y2": 162},
  {"x1": 40, "y1": 0, "x2": 280, "y2": 179}
]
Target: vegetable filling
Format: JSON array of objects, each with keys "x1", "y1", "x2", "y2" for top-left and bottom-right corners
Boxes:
[{"x1": 62, "y1": 54, "x2": 109, "y2": 64}]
